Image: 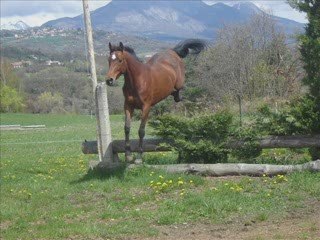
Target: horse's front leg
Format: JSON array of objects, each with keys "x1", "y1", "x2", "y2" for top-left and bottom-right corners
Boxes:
[
  {"x1": 124, "y1": 105, "x2": 134, "y2": 162},
  {"x1": 136, "y1": 105, "x2": 151, "y2": 164}
]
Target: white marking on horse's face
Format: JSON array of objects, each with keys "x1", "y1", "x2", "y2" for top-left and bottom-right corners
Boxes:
[{"x1": 111, "y1": 53, "x2": 117, "y2": 60}]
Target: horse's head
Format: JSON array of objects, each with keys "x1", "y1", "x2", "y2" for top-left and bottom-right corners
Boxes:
[{"x1": 106, "y1": 42, "x2": 127, "y2": 86}]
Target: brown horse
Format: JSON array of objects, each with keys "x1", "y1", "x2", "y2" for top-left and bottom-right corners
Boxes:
[{"x1": 106, "y1": 39, "x2": 206, "y2": 163}]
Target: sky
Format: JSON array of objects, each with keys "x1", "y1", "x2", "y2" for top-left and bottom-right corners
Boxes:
[{"x1": 0, "y1": 0, "x2": 307, "y2": 27}]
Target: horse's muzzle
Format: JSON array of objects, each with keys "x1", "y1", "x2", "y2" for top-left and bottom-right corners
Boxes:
[{"x1": 106, "y1": 78, "x2": 115, "y2": 86}]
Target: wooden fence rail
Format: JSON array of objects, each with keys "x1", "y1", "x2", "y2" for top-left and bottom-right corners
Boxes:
[{"x1": 82, "y1": 135, "x2": 320, "y2": 154}]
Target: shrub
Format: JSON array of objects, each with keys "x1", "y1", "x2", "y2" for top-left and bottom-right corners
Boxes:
[
  {"x1": 229, "y1": 126, "x2": 262, "y2": 162},
  {"x1": 255, "y1": 95, "x2": 320, "y2": 136},
  {"x1": 150, "y1": 111, "x2": 261, "y2": 163},
  {"x1": 254, "y1": 96, "x2": 320, "y2": 159},
  {"x1": 37, "y1": 92, "x2": 65, "y2": 113},
  {"x1": 0, "y1": 83, "x2": 24, "y2": 112}
]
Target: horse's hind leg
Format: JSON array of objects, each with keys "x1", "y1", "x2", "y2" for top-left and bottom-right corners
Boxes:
[
  {"x1": 136, "y1": 105, "x2": 151, "y2": 164},
  {"x1": 173, "y1": 74, "x2": 184, "y2": 102},
  {"x1": 124, "y1": 105, "x2": 134, "y2": 162}
]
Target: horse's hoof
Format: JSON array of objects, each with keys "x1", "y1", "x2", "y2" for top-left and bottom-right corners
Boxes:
[
  {"x1": 174, "y1": 96, "x2": 182, "y2": 102},
  {"x1": 134, "y1": 159, "x2": 143, "y2": 165},
  {"x1": 173, "y1": 91, "x2": 182, "y2": 102}
]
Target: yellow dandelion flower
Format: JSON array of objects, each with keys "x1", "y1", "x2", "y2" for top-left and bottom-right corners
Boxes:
[{"x1": 178, "y1": 180, "x2": 184, "y2": 185}]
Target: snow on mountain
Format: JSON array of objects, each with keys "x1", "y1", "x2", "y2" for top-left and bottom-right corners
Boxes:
[{"x1": 1, "y1": 21, "x2": 30, "y2": 30}]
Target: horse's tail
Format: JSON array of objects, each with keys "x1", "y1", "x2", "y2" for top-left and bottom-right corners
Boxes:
[{"x1": 172, "y1": 39, "x2": 207, "y2": 59}]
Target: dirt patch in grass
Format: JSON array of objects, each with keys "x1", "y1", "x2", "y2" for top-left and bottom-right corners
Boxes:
[
  {"x1": 144, "y1": 200, "x2": 320, "y2": 240},
  {"x1": 0, "y1": 220, "x2": 12, "y2": 231},
  {"x1": 94, "y1": 196, "x2": 319, "y2": 240}
]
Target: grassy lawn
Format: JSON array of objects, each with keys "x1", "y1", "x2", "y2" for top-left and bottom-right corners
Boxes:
[{"x1": 0, "y1": 113, "x2": 319, "y2": 239}]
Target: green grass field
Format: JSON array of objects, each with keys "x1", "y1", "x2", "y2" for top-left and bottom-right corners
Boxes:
[{"x1": 1, "y1": 113, "x2": 319, "y2": 239}]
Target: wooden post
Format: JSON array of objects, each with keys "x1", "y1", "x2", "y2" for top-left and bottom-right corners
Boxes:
[
  {"x1": 82, "y1": 0, "x2": 97, "y2": 93},
  {"x1": 238, "y1": 94, "x2": 242, "y2": 127},
  {"x1": 82, "y1": 0, "x2": 117, "y2": 168},
  {"x1": 95, "y1": 83, "x2": 119, "y2": 165}
]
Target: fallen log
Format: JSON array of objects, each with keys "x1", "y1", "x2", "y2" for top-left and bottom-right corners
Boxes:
[
  {"x1": 82, "y1": 135, "x2": 320, "y2": 154},
  {"x1": 128, "y1": 160, "x2": 320, "y2": 177}
]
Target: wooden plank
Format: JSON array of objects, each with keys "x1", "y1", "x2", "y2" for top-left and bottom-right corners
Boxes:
[
  {"x1": 82, "y1": 135, "x2": 320, "y2": 154},
  {"x1": 0, "y1": 125, "x2": 46, "y2": 130},
  {"x1": 21, "y1": 125, "x2": 46, "y2": 129},
  {"x1": 228, "y1": 135, "x2": 320, "y2": 149},
  {"x1": 0, "y1": 125, "x2": 21, "y2": 130},
  {"x1": 82, "y1": 139, "x2": 171, "y2": 154}
]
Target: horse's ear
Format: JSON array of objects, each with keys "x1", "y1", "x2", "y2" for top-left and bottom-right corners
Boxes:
[
  {"x1": 119, "y1": 42, "x2": 124, "y2": 52},
  {"x1": 109, "y1": 42, "x2": 112, "y2": 52}
]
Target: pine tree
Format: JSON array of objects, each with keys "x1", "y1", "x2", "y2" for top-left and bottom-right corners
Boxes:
[
  {"x1": 289, "y1": 0, "x2": 320, "y2": 100},
  {"x1": 289, "y1": 1, "x2": 320, "y2": 159}
]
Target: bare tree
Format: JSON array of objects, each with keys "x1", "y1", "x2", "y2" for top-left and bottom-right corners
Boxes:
[{"x1": 194, "y1": 12, "x2": 303, "y2": 104}]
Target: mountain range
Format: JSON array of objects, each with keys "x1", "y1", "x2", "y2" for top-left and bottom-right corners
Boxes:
[
  {"x1": 42, "y1": 0, "x2": 304, "y2": 41},
  {"x1": 1, "y1": 21, "x2": 30, "y2": 31}
]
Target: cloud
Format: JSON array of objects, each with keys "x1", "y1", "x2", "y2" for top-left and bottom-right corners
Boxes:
[
  {"x1": 0, "y1": 0, "x2": 110, "y2": 26},
  {"x1": 204, "y1": 0, "x2": 307, "y2": 23},
  {"x1": 253, "y1": 1, "x2": 307, "y2": 23},
  {"x1": 1, "y1": 1, "x2": 78, "y2": 17}
]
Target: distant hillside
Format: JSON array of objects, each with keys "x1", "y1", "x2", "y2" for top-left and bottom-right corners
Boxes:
[
  {"x1": 0, "y1": 28, "x2": 171, "y2": 62},
  {"x1": 42, "y1": 1, "x2": 304, "y2": 41}
]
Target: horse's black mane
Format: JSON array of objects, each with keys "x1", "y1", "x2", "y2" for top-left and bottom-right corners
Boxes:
[
  {"x1": 125, "y1": 46, "x2": 142, "y2": 62},
  {"x1": 112, "y1": 45, "x2": 142, "y2": 62}
]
